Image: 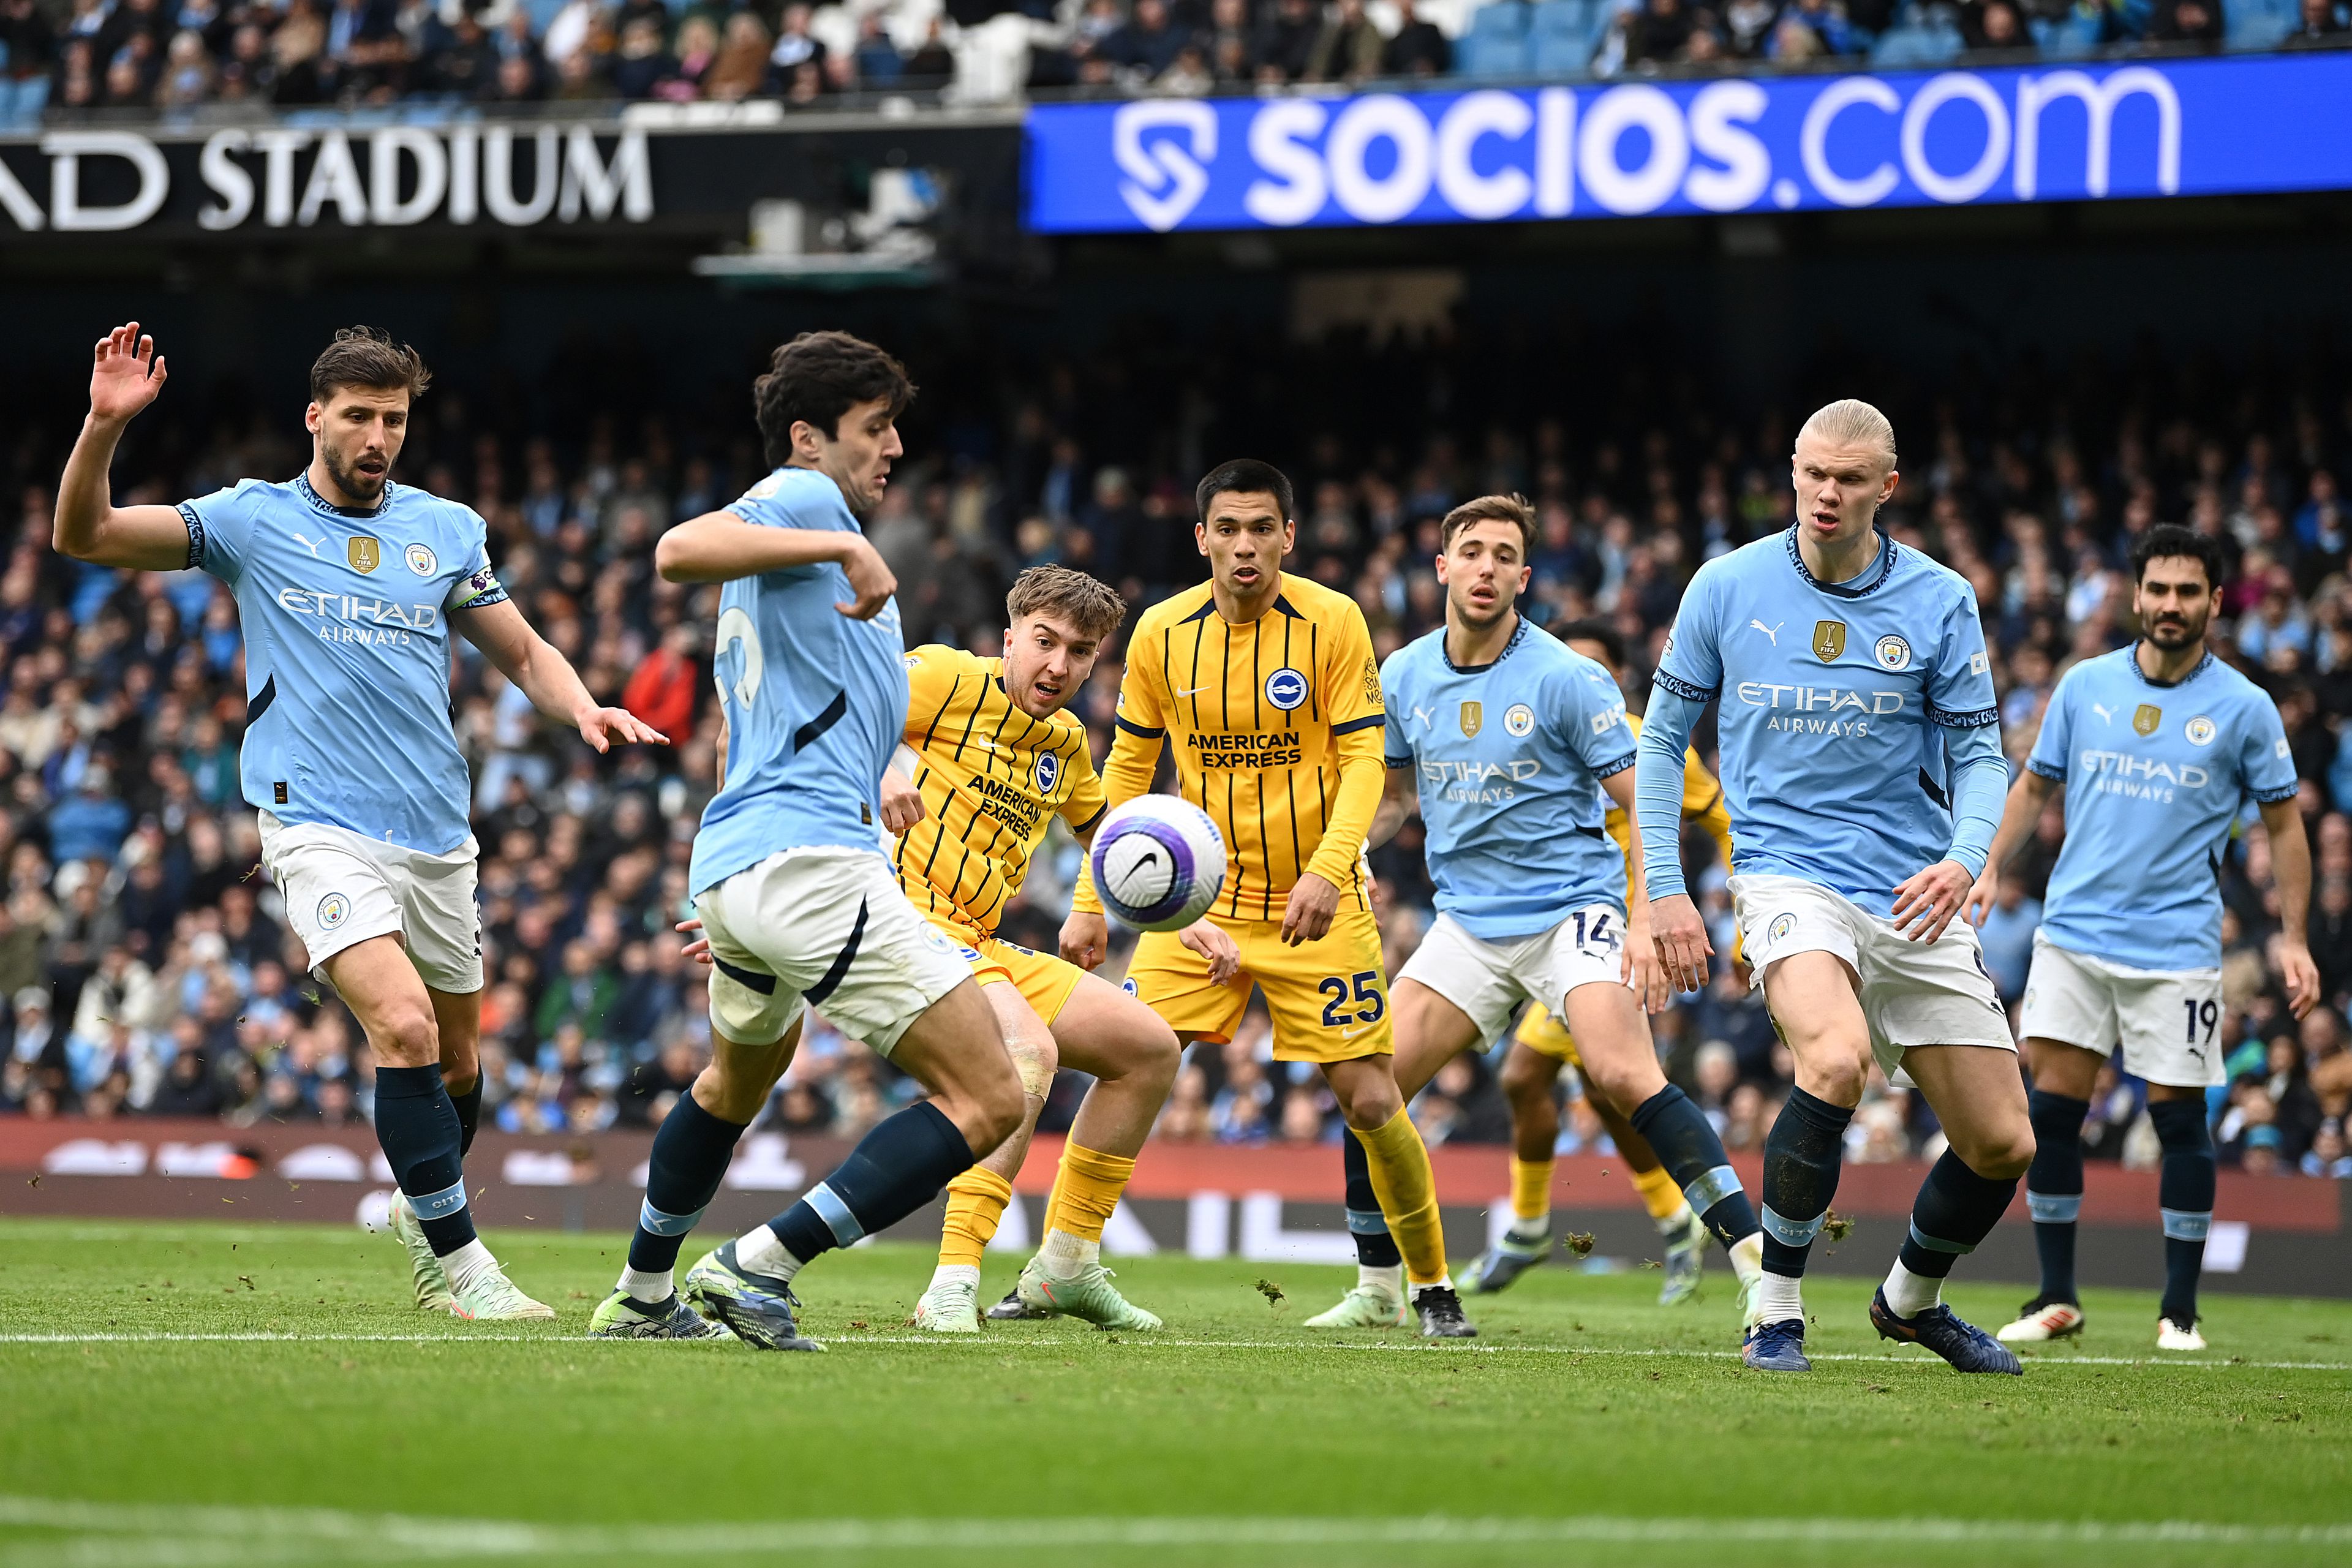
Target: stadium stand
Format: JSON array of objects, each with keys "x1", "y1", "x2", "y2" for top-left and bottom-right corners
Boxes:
[
  {"x1": 4, "y1": 328, "x2": 2351, "y2": 1185},
  {"x1": 6, "y1": 0, "x2": 2351, "y2": 129}
]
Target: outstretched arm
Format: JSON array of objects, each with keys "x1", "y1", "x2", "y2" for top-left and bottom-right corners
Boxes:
[
  {"x1": 454, "y1": 597, "x2": 667, "y2": 753},
  {"x1": 1961, "y1": 769, "x2": 2054, "y2": 925},
  {"x1": 654, "y1": 509, "x2": 897, "y2": 618},
  {"x1": 53, "y1": 323, "x2": 195, "y2": 571}
]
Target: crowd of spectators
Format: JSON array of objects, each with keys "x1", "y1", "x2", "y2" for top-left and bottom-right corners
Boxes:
[
  {"x1": 4, "y1": 323, "x2": 2352, "y2": 1186},
  {"x1": 2, "y1": 0, "x2": 2346, "y2": 124}
]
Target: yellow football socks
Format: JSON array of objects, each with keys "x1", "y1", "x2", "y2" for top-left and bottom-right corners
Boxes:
[
  {"x1": 1630, "y1": 1163, "x2": 1686, "y2": 1224},
  {"x1": 937, "y1": 1166, "x2": 1014, "y2": 1271},
  {"x1": 1043, "y1": 1142, "x2": 1136, "y2": 1245},
  {"x1": 1510, "y1": 1156, "x2": 1554, "y2": 1224},
  {"x1": 1360, "y1": 1107, "x2": 1447, "y2": 1287}
]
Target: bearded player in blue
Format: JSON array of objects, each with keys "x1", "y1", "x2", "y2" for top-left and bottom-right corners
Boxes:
[
  {"x1": 1969, "y1": 524, "x2": 2316, "y2": 1354},
  {"x1": 1640, "y1": 400, "x2": 2030, "y2": 1375},
  {"x1": 1313, "y1": 494, "x2": 1766, "y2": 1336},
  {"x1": 597, "y1": 332, "x2": 1022, "y2": 1349},
  {"x1": 52, "y1": 323, "x2": 665, "y2": 1322}
]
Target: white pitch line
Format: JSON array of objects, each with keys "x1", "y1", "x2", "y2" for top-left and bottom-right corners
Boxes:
[
  {"x1": 2, "y1": 1495, "x2": 2349, "y2": 1567},
  {"x1": 1, "y1": 1330, "x2": 2345, "y2": 1371}
]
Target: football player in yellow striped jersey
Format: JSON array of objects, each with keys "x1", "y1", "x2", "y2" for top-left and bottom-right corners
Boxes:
[
  {"x1": 888, "y1": 567, "x2": 1196, "y2": 1335},
  {"x1": 1060, "y1": 459, "x2": 1474, "y2": 1338},
  {"x1": 1464, "y1": 617, "x2": 1746, "y2": 1303}
]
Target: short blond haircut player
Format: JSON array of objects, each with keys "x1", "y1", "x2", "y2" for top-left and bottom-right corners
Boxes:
[{"x1": 1796, "y1": 399, "x2": 1898, "y2": 471}]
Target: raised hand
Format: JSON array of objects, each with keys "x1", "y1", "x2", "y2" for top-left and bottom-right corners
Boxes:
[{"x1": 90, "y1": 323, "x2": 167, "y2": 426}]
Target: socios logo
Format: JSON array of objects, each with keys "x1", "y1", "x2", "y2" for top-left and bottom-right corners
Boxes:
[
  {"x1": 1265, "y1": 667, "x2": 1308, "y2": 711},
  {"x1": 1035, "y1": 749, "x2": 1061, "y2": 794},
  {"x1": 1044, "y1": 64, "x2": 2209, "y2": 235}
]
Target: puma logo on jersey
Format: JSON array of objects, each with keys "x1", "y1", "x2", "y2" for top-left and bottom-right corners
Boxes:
[
  {"x1": 2091, "y1": 703, "x2": 2116, "y2": 724},
  {"x1": 291, "y1": 532, "x2": 324, "y2": 557},
  {"x1": 1750, "y1": 620, "x2": 1783, "y2": 644}
]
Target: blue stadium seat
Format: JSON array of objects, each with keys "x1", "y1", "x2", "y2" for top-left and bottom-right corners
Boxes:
[
  {"x1": 1529, "y1": 31, "x2": 1597, "y2": 72},
  {"x1": 1469, "y1": 0, "x2": 1533, "y2": 39},
  {"x1": 1530, "y1": 0, "x2": 1596, "y2": 36},
  {"x1": 2028, "y1": 13, "x2": 2105, "y2": 56},
  {"x1": 1457, "y1": 32, "x2": 1534, "y2": 76},
  {"x1": 1869, "y1": 20, "x2": 1963, "y2": 64},
  {"x1": 2225, "y1": 0, "x2": 2296, "y2": 48}
]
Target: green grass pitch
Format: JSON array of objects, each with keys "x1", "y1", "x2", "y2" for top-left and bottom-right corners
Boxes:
[{"x1": 1, "y1": 1216, "x2": 2346, "y2": 1567}]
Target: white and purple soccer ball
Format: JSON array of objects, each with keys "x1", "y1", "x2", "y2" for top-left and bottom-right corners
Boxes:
[{"x1": 1090, "y1": 795, "x2": 1227, "y2": 932}]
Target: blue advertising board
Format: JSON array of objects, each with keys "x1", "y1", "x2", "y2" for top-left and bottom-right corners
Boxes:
[{"x1": 1022, "y1": 53, "x2": 2352, "y2": 234}]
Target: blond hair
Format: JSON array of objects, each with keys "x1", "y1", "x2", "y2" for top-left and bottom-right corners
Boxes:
[
  {"x1": 1007, "y1": 565, "x2": 1126, "y2": 641},
  {"x1": 1796, "y1": 399, "x2": 1898, "y2": 470}
]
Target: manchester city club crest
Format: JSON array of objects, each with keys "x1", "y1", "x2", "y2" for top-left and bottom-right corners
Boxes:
[
  {"x1": 1459, "y1": 700, "x2": 1482, "y2": 737},
  {"x1": 1812, "y1": 620, "x2": 1847, "y2": 661},
  {"x1": 1767, "y1": 912, "x2": 1796, "y2": 944},
  {"x1": 405, "y1": 543, "x2": 437, "y2": 576},
  {"x1": 2186, "y1": 715, "x2": 2217, "y2": 746},
  {"x1": 317, "y1": 892, "x2": 350, "y2": 930},
  {"x1": 347, "y1": 535, "x2": 380, "y2": 574},
  {"x1": 1504, "y1": 703, "x2": 1535, "y2": 736},
  {"x1": 1873, "y1": 634, "x2": 1912, "y2": 671},
  {"x1": 2135, "y1": 704, "x2": 2162, "y2": 736},
  {"x1": 1034, "y1": 750, "x2": 1061, "y2": 794}
]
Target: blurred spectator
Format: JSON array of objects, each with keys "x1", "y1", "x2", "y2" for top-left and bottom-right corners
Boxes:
[
  {"x1": 2284, "y1": 0, "x2": 2352, "y2": 47},
  {"x1": 2147, "y1": 0, "x2": 2225, "y2": 45},
  {"x1": 1304, "y1": 0, "x2": 1383, "y2": 81},
  {"x1": 1383, "y1": 0, "x2": 1451, "y2": 75}
]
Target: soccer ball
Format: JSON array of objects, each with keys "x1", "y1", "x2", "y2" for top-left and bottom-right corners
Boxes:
[{"x1": 1090, "y1": 795, "x2": 1227, "y2": 932}]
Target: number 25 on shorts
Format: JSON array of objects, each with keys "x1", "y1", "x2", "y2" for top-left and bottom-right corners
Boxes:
[{"x1": 1319, "y1": 970, "x2": 1386, "y2": 1031}]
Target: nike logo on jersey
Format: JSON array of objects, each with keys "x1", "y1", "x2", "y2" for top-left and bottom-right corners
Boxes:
[
  {"x1": 1176, "y1": 686, "x2": 1211, "y2": 698},
  {"x1": 1339, "y1": 1025, "x2": 1366, "y2": 1039},
  {"x1": 1750, "y1": 620, "x2": 1783, "y2": 644}
]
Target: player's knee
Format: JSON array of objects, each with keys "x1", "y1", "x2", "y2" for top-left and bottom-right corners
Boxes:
[
  {"x1": 1335, "y1": 1077, "x2": 1404, "y2": 1131},
  {"x1": 693, "y1": 1062, "x2": 763, "y2": 1125},
  {"x1": 1006, "y1": 1026, "x2": 1060, "y2": 1101},
  {"x1": 1106, "y1": 1014, "x2": 1182, "y2": 1093},
  {"x1": 968, "y1": 1063, "x2": 1027, "y2": 1150},
  {"x1": 1792, "y1": 1046, "x2": 1869, "y2": 1108},
  {"x1": 374, "y1": 1003, "x2": 439, "y2": 1068},
  {"x1": 1499, "y1": 1051, "x2": 1549, "y2": 1103},
  {"x1": 1957, "y1": 1123, "x2": 2036, "y2": 1182}
]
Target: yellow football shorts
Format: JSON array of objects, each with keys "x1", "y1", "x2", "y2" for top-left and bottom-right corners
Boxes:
[
  {"x1": 1123, "y1": 903, "x2": 1393, "y2": 1062},
  {"x1": 928, "y1": 921, "x2": 1086, "y2": 1027},
  {"x1": 1513, "y1": 1004, "x2": 1584, "y2": 1068}
]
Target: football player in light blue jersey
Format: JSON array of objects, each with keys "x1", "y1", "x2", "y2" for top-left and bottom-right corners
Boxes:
[
  {"x1": 597, "y1": 331, "x2": 1020, "y2": 1349},
  {"x1": 53, "y1": 323, "x2": 663, "y2": 1323},
  {"x1": 1306, "y1": 494, "x2": 1766, "y2": 1333},
  {"x1": 1969, "y1": 525, "x2": 2318, "y2": 1354},
  {"x1": 1639, "y1": 400, "x2": 2031, "y2": 1375}
]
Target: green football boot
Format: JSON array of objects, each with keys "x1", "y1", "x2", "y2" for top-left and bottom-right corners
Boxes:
[
  {"x1": 1659, "y1": 1210, "x2": 1707, "y2": 1306},
  {"x1": 912, "y1": 1274, "x2": 984, "y2": 1334},
  {"x1": 386, "y1": 1191, "x2": 457, "y2": 1314},
  {"x1": 682, "y1": 1241, "x2": 822, "y2": 1351},
  {"x1": 1014, "y1": 1255, "x2": 1163, "y2": 1331},
  {"x1": 1302, "y1": 1283, "x2": 1408, "y2": 1329},
  {"x1": 587, "y1": 1289, "x2": 733, "y2": 1340},
  {"x1": 447, "y1": 1259, "x2": 556, "y2": 1322}
]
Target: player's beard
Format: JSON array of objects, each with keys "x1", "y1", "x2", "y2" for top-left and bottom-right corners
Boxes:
[
  {"x1": 2147, "y1": 605, "x2": 2208, "y2": 650},
  {"x1": 322, "y1": 443, "x2": 388, "y2": 507},
  {"x1": 1452, "y1": 587, "x2": 1516, "y2": 633}
]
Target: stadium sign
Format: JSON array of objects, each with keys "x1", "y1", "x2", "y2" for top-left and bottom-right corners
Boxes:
[
  {"x1": 1022, "y1": 53, "x2": 2352, "y2": 235},
  {"x1": 0, "y1": 124, "x2": 652, "y2": 234}
]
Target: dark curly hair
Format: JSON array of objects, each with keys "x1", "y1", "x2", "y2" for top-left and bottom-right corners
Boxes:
[
  {"x1": 753, "y1": 331, "x2": 916, "y2": 466},
  {"x1": 308, "y1": 326, "x2": 431, "y2": 405},
  {"x1": 2128, "y1": 522, "x2": 2230, "y2": 593}
]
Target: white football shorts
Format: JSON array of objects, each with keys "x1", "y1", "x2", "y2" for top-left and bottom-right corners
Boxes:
[
  {"x1": 2018, "y1": 930, "x2": 2225, "y2": 1088},
  {"x1": 1730, "y1": 872, "x2": 2013, "y2": 1079},
  {"x1": 259, "y1": 810, "x2": 483, "y2": 993},
  {"x1": 695, "y1": 846, "x2": 971, "y2": 1054},
  {"x1": 1398, "y1": 905, "x2": 1630, "y2": 1044}
]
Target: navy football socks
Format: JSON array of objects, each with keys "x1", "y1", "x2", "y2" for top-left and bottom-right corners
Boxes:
[
  {"x1": 1628, "y1": 1084, "x2": 1761, "y2": 1246},
  {"x1": 375, "y1": 1063, "x2": 478, "y2": 1257},
  {"x1": 2149, "y1": 1098, "x2": 2216, "y2": 1326},
  {"x1": 1896, "y1": 1148, "x2": 2019, "y2": 1283},
  {"x1": 629, "y1": 1095, "x2": 750, "y2": 1276},
  {"x1": 1759, "y1": 1087, "x2": 1852, "y2": 1280},
  {"x1": 764, "y1": 1101, "x2": 976, "y2": 1268},
  {"x1": 2024, "y1": 1088, "x2": 2089, "y2": 1303}
]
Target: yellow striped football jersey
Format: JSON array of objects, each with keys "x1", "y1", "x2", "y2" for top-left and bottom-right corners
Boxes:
[
  {"x1": 892, "y1": 644, "x2": 1107, "y2": 937},
  {"x1": 1075, "y1": 573, "x2": 1387, "y2": 924}
]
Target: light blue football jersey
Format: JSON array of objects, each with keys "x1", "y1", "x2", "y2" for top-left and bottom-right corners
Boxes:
[
  {"x1": 1382, "y1": 619, "x2": 1636, "y2": 940},
  {"x1": 183, "y1": 475, "x2": 508, "y2": 854},
  {"x1": 2028, "y1": 647, "x2": 2297, "y2": 971},
  {"x1": 688, "y1": 467, "x2": 909, "y2": 898},
  {"x1": 1645, "y1": 530, "x2": 1999, "y2": 916}
]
